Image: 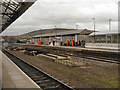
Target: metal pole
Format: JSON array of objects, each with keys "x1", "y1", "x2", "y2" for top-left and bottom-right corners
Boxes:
[
  {"x1": 109, "y1": 19, "x2": 112, "y2": 31},
  {"x1": 55, "y1": 26, "x2": 57, "y2": 36},
  {"x1": 76, "y1": 25, "x2": 78, "y2": 30},
  {"x1": 92, "y1": 18, "x2": 95, "y2": 43},
  {"x1": 54, "y1": 26, "x2": 57, "y2": 43},
  {"x1": 55, "y1": 26, "x2": 57, "y2": 37},
  {"x1": 40, "y1": 29, "x2": 42, "y2": 40},
  {"x1": 51, "y1": 28, "x2": 52, "y2": 33}
]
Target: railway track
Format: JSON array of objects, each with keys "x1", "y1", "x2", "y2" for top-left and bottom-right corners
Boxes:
[
  {"x1": 43, "y1": 52, "x2": 120, "y2": 64},
  {"x1": 45, "y1": 51, "x2": 120, "y2": 64},
  {"x1": 41, "y1": 51, "x2": 120, "y2": 64},
  {"x1": 24, "y1": 47, "x2": 120, "y2": 64},
  {"x1": 2, "y1": 49, "x2": 74, "y2": 90},
  {"x1": 81, "y1": 55, "x2": 120, "y2": 64},
  {"x1": 7, "y1": 45, "x2": 120, "y2": 64},
  {"x1": 8, "y1": 46, "x2": 120, "y2": 64}
]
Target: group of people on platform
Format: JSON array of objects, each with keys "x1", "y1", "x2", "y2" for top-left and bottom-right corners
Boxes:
[
  {"x1": 38, "y1": 39, "x2": 86, "y2": 48},
  {"x1": 49, "y1": 40, "x2": 86, "y2": 48},
  {"x1": 65, "y1": 40, "x2": 86, "y2": 47},
  {"x1": 37, "y1": 40, "x2": 42, "y2": 45}
]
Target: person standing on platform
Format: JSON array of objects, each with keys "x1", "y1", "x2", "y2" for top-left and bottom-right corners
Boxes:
[
  {"x1": 53, "y1": 40, "x2": 55, "y2": 46},
  {"x1": 76, "y1": 40, "x2": 78, "y2": 47},
  {"x1": 73, "y1": 40, "x2": 75, "y2": 46},
  {"x1": 69, "y1": 40, "x2": 72, "y2": 46},
  {"x1": 37, "y1": 41, "x2": 40, "y2": 45},
  {"x1": 40, "y1": 40, "x2": 42, "y2": 45},
  {"x1": 67, "y1": 40, "x2": 69, "y2": 46},
  {"x1": 81, "y1": 40, "x2": 83, "y2": 47},
  {"x1": 60, "y1": 41, "x2": 62, "y2": 46},
  {"x1": 49, "y1": 41, "x2": 51, "y2": 45},
  {"x1": 83, "y1": 40, "x2": 86, "y2": 48},
  {"x1": 79, "y1": 40, "x2": 81, "y2": 46},
  {"x1": 71, "y1": 40, "x2": 74, "y2": 46}
]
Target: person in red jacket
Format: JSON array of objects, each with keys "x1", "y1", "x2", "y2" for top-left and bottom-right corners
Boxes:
[
  {"x1": 67, "y1": 40, "x2": 69, "y2": 46},
  {"x1": 40, "y1": 40, "x2": 42, "y2": 45},
  {"x1": 37, "y1": 41, "x2": 40, "y2": 45},
  {"x1": 71, "y1": 40, "x2": 73, "y2": 46}
]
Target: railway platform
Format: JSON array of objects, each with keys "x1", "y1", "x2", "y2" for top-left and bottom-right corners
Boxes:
[
  {"x1": 24, "y1": 43, "x2": 119, "y2": 53},
  {"x1": 1, "y1": 51, "x2": 41, "y2": 89},
  {"x1": 56, "y1": 46, "x2": 120, "y2": 53}
]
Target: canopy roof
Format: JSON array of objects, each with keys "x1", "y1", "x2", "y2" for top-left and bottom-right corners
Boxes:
[
  {"x1": 33, "y1": 29, "x2": 94, "y2": 38},
  {"x1": 1, "y1": 0, "x2": 36, "y2": 33}
]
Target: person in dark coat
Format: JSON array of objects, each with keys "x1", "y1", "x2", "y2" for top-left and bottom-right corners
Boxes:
[
  {"x1": 83, "y1": 40, "x2": 86, "y2": 48},
  {"x1": 81, "y1": 40, "x2": 83, "y2": 47},
  {"x1": 60, "y1": 41, "x2": 62, "y2": 46},
  {"x1": 53, "y1": 40, "x2": 55, "y2": 46},
  {"x1": 76, "y1": 41, "x2": 78, "y2": 47},
  {"x1": 81, "y1": 40, "x2": 86, "y2": 48},
  {"x1": 79, "y1": 40, "x2": 81, "y2": 46}
]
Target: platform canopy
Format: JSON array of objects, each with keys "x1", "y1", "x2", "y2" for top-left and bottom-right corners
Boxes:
[
  {"x1": 0, "y1": 0, "x2": 36, "y2": 33},
  {"x1": 89, "y1": 30, "x2": 119, "y2": 36},
  {"x1": 33, "y1": 29, "x2": 94, "y2": 38}
]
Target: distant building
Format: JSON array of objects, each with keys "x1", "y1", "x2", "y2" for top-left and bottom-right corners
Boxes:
[{"x1": 89, "y1": 31, "x2": 120, "y2": 43}]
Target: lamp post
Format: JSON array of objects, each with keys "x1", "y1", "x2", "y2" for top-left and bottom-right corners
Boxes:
[
  {"x1": 40, "y1": 29, "x2": 42, "y2": 40},
  {"x1": 92, "y1": 18, "x2": 95, "y2": 43},
  {"x1": 55, "y1": 26, "x2": 57, "y2": 37},
  {"x1": 109, "y1": 19, "x2": 112, "y2": 31},
  {"x1": 54, "y1": 26, "x2": 57, "y2": 43},
  {"x1": 76, "y1": 25, "x2": 79, "y2": 30}
]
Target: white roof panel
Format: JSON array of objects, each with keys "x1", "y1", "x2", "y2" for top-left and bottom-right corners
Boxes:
[{"x1": 89, "y1": 30, "x2": 120, "y2": 36}]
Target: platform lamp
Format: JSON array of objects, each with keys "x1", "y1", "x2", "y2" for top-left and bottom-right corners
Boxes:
[
  {"x1": 108, "y1": 19, "x2": 112, "y2": 43},
  {"x1": 76, "y1": 24, "x2": 79, "y2": 30},
  {"x1": 109, "y1": 19, "x2": 112, "y2": 31},
  {"x1": 54, "y1": 26, "x2": 57, "y2": 36},
  {"x1": 92, "y1": 18, "x2": 96, "y2": 43},
  {"x1": 55, "y1": 26, "x2": 57, "y2": 41},
  {"x1": 40, "y1": 29, "x2": 42, "y2": 41}
]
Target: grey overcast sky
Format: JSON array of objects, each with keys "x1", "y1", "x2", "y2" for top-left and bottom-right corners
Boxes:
[{"x1": 1, "y1": 0, "x2": 119, "y2": 35}]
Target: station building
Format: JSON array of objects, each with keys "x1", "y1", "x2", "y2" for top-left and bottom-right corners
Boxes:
[
  {"x1": 32, "y1": 29, "x2": 93, "y2": 45},
  {"x1": 89, "y1": 30, "x2": 120, "y2": 43},
  {"x1": 86, "y1": 30, "x2": 120, "y2": 49}
]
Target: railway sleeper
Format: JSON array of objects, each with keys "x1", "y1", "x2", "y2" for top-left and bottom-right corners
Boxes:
[
  {"x1": 32, "y1": 78, "x2": 47, "y2": 82},
  {"x1": 26, "y1": 70, "x2": 41, "y2": 75},
  {"x1": 30, "y1": 76, "x2": 45, "y2": 80},
  {"x1": 39, "y1": 82, "x2": 59, "y2": 89},
  {"x1": 42, "y1": 84, "x2": 61, "y2": 90},
  {"x1": 19, "y1": 65, "x2": 31, "y2": 68},
  {"x1": 39, "y1": 81, "x2": 57, "y2": 86},
  {"x1": 29, "y1": 74, "x2": 45, "y2": 78},
  {"x1": 36, "y1": 80, "x2": 51, "y2": 84},
  {"x1": 33, "y1": 77, "x2": 48, "y2": 81},
  {"x1": 30, "y1": 75, "x2": 45, "y2": 79}
]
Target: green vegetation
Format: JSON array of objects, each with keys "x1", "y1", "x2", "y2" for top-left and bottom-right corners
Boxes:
[{"x1": 55, "y1": 64, "x2": 118, "y2": 88}]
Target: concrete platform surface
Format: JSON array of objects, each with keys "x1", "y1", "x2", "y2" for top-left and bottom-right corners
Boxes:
[
  {"x1": 1, "y1": 51, "x2": 41, "y2": 89},
  {"x1": 26, "y1": 44, "x2": 119, "y2": 53},
  {"x1": 56, "y1": 46, "x2": 119, "y2": 53}
]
